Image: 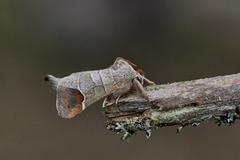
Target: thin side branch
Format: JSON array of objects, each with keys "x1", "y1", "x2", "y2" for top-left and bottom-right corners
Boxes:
[{"x1": 104, "y1": 73, "x2": 240, "y2": 140}]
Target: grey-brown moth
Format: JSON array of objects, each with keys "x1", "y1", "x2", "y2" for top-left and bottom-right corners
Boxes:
[{"x1": 45, "y1": 57, "x2": 154, "y2": 118}]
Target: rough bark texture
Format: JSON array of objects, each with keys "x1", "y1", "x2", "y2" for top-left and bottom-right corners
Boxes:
[{"x1": 103, "y1": 73, "x2": 240, "y2": 140}]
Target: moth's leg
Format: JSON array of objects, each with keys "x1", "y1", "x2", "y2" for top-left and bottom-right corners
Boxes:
[
  {"x1": 115, "y1": 96, "x2": 121, "y2": 105},
  {"x1": 114, "y1": 76, "x2": 153, "y2": 105},
  {"x1": 103, "y1": 95, "x2": 119, "y2": 108},
  {"x1": 115, "y1": 88, "x2": 131, "y2": 105},
  {"x1": 102, "y1": 96, "x2": 110, "y2": 108},
  {"x1": 132, "y1": 78, "x2": 150, "y2": 101},
  {"x1": 143, "y1": 77, "x2": 155, "y2": 85}
]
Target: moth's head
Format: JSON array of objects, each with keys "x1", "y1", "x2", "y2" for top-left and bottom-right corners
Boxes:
[{"x1": 114, "y1": 57, "x2": 145, "y2": 76}]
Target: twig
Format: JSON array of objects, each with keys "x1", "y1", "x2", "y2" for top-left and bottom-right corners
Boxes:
[{"x1": 103, "y1": 73, "x2": 240, "y2": 140}]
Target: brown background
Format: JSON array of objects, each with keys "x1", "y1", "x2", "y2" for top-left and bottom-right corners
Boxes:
[{"x1": 1, "y1": 1, "x2": 240, "y2": 160}]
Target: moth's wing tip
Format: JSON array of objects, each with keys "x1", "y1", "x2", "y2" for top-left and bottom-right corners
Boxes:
[
  {"x1": 44, "y1": 75, "x2": 50, "y2": 81},
  {"x1": 44, "y1": 74, "x2": 54, "y2": 81},
  {"x1": 44, "y1": 75, "x2": 59, "y2": 86}
]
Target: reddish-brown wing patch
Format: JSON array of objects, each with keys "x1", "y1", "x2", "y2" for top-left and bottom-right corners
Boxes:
[{"x1": 57, "y1": 87, "x2": 84, "y2": 118}]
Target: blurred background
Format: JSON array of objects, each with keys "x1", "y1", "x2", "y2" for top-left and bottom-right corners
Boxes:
[{"x1": 1, "y1": 1, "x2": 240, "y2": 159}]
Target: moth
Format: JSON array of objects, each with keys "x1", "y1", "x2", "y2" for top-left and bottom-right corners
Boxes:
[{"x1": 45, "y1": 57, "x2": 154, "y2": 118}]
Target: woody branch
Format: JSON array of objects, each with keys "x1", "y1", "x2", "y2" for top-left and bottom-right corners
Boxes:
[{"x1": 104, "y1": 73, "x2": 240, "y2": 140}]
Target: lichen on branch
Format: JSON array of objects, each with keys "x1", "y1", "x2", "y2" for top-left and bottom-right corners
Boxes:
[{"x1": 104, "y1": 73, "x2": 240, "y2": 140}]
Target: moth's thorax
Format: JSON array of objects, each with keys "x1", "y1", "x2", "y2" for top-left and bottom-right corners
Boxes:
[{"x1": 110, "y1": 58, "x2": 137, "y2": 88}]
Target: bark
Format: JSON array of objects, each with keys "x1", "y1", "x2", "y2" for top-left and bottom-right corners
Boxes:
[{"x1": 103, "y1": 73, "x2": 240, "y2": 140}]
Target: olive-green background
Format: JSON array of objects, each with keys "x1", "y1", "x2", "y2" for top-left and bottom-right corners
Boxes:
[{"x1": 1, "y1": 1, "x2": 240, "y2": 160}]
